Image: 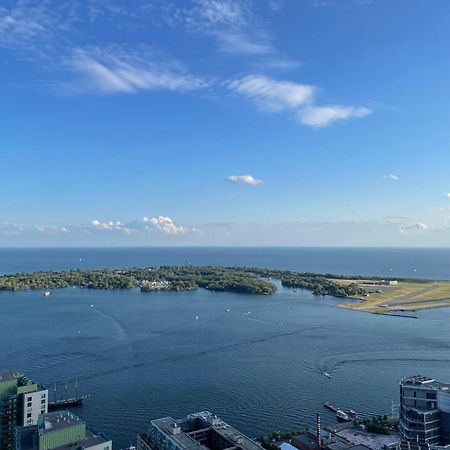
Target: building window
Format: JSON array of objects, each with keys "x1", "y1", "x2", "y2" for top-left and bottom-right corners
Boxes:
[
  {"x1": 27, "y1": 396, "x2": 32, "y2": 401},
  {"x1": 41, "y1": 393, "x2": 46, "y2": 398},
  {"x1": 41, "y1": 399, "x2": 46, "y2": 404},
  {"x1": 27, "y1": 413, "x2": 32, "y2": 418}
]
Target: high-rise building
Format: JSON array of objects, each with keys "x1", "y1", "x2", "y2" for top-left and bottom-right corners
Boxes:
[
  {"x1": 0, "y1": 370, "x2": 48, "y2": 449},
  {"x1": 399, "y1": 375, "x2": 450, "y2": 445}
]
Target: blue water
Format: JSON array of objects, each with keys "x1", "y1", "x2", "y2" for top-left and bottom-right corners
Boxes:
[
  {"x1": 1, "y1": 248, "x2": 450, "y2": 449},
  {"x1": 1, "y1": 247, "x2": 450, "y2": 279}
]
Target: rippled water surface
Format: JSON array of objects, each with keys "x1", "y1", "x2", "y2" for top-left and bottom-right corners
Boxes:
[{"x1": 1, "y1": 248, "x2": 450, "y2": 448}]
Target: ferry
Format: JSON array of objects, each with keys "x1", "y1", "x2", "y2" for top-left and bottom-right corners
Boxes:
[{"x1": 336, "y1": 409, "x2": 350, "y2": 421}]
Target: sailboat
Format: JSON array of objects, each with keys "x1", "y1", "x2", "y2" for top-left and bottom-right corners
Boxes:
[{"x1": 48, "y1": 379, "x2": 90, "y2": 410}]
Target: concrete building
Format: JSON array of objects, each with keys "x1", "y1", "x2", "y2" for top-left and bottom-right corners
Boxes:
[
  {"x1": 137, "y1": 411, "x2": 263, "y2": 450},
  {"x1": 400, "y1": 375, "x2": 450, "y2": 445},
  {"x1": 0, "y1": 370, "x2": 48, "y2": 449},
  {"x1": 15, "y1": 410, "x2": 112, "y2": 450}
]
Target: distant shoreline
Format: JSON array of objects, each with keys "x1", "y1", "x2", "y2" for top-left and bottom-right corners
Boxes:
[{"x1": 2, "y1": 265, "x2": 450, "y2": 315}]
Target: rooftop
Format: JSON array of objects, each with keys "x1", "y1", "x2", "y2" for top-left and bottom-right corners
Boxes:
[
  {"x1": 401, "y1": 375, "x2": 450, "y2": 391},
  {"x1": 38, "y1": 411, "x2": 85, "y2": 435},
  {"x1": 52, "y1": 429, "x2": 111, "y2": 450},
  {"x1": 151, "y1": 411, "x2": 264, "y2": 450},
  {"x1": 0, "y1": 369, "x2": 23, "y2": 383}
]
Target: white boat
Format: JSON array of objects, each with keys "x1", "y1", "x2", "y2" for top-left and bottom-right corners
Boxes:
[
  {"x1": 324, "y1": 372, "x2": 331, "y2": 378},
  {"x1": 226, "y1": 309, "x2": 230, "y2": 312},
  {"x1": 336, "y1": 409, "x2": 350, "y2": 421},
  {"x1": 43, "y1": 291, "x2": 51, "y2": 297}
]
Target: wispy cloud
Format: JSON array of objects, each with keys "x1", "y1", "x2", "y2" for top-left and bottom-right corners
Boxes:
[
  {"x1": 69, "y1": 47, "x2": 206, "y2": 94},
  {"x1": 384, "y1": 174, "x2": 399, "y2": 181},
  {"x1": 228, "y1": 74, "x2": 371, "y2": 127},
  {"x1": 227, "y1": 175, "x2": 264, "y2": 185},
  {"x1": 298, "y1": 105, "x2": 372, "y2": 128},
  {"x1": 228, "y1": 74, "x2": 315, "y2": 112},
  {"x1": 157, "y1": 0, "x2": 275, "y2": 56},
  {"x1": 0, "y1": 222, "x2": 25, "y2": 235},
  {"x1": 1, "y1": 1, "x2": 372, "y2": 129},
  {"x1": 217, "y1": 33, "x2": 273, "y2": 55}
]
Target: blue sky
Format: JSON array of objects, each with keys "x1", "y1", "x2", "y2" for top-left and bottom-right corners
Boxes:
[{"x1": 1, "y1": 0, "x2": 450, "y2": 246}]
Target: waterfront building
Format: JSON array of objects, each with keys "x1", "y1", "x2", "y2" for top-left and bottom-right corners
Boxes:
[
  {"x1": 15, "y1": 410, "x2": 112, "y2": 450},
  {"x1": 0, "y1": 370, "x2": 48, "y2": 449},
  {"x1": 137, "y1": 411, "x2": 263, "y2": 450},
  {"x1": 399, "y1": 375, "x2": 450, "y2": 445}
]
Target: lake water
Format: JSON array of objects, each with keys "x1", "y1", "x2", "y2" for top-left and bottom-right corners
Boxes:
[{"x1": 1, "y1": 247, "x2": 450, "y2": 449}]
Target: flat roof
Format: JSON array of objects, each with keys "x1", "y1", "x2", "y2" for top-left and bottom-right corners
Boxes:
[
  {"x1": 52, "y1": 430, "x2": 111, "y2": 450},
  {"x1": 152, "y1": 411, "x2": 263, "y2": 450},
  {"x1": 401, "y1": 375, "x2": 450, "y2": 390},
  {"x1": 152, "y1": 417, "x2": 204, "y2": 450},
  {"x1": 38, "y1": 411, "x2": 85, "y2": 435},
  {"x1": 0, "y1": 369, "x2": 22, "y2": 382}
]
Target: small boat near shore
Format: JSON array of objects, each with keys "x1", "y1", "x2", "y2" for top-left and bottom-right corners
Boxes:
[
  {"x1": 336, "y1": 409, "x2": 350, "y2": 421},
  {"x1": 43, "y1": 291, "x2": 51, "y2": 297}
]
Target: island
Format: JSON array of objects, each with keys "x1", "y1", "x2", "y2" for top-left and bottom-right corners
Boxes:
[{"x1": 1, "y1": 265, "x2": 450, "y2": 314}]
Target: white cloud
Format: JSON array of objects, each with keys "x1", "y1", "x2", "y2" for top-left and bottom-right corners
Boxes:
[
  {"x1": 146, "y1": 216, "x2": 187, "y2": 234},
  {"x1": 228, "y1": 74, "x2": 315, "y2": 112},
  {"x1": 70, "y1": 48, "x2": 206, "y2": 94},
  {"x1": 384, "y1": 174, "x2": 399, "y2": 181},
  {"x1": 217, "y1": 33, "x2": 273, "y2": 55},
  {"x1": 189, "y1": 0, "x2": 248, "y2": 29},
  {"x1": 157, "y1": 0, "x2": 274, "y2": 56},
  {"x1": 298, "y1": 105, "x2": 372, "y2": 127},
  {"x1": 123, "y1": 216, "x2": 189, "y2": 234},
  {"x1": 0, "y1": 222, "x2": 25, "y2": 235},
  {"x1": 445, "y1": 193, "x2": 450, "y2": 199},
  {"x1": 35, "y1": 225, "x2": 69, "y2": 234},
  {"x1": 228, "y1": 75, "x2": 371, "y2": 128},
  {"x1": 227, "y1": 175, "x2": 264, "y2": 185},
  {"x1": 399, "y1": 222, "x2": 428, "y2": 234},
  {"x1": 269, "y1": 0, "x2": 284, "y2": 11}
]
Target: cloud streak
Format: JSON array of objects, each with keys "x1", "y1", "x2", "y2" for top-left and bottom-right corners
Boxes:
[
  {"x1": 228, "y1": 74, "x2": 315, "y2": 112},
  {"x1": 384, "y1": 174, "x2": 399, "y2": 181},
  {"x1": 228, "y1": 74, "x2": 371, "y2": 126},
  {"x1": 70, "y1": 48, "x2": 206, "y2": 94},
  {"x1": 298, "y1": 105, "x2": 372, "y2": 128},
  {"x1": 227, "y1": 175, "x2": 264, "y2": 185}
]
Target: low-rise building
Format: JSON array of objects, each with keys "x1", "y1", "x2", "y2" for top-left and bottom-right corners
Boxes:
[
  {"x1": 138, "y1": 411, "x2": 263, "y2": 450},
  {"x1": 15, "y1": 410, "x2": 112, "y2": 450}
]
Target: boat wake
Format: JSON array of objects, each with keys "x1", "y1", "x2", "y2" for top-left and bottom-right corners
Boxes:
[{"x1": 303, "y1": 360, "x2": 341, "y2": 378}]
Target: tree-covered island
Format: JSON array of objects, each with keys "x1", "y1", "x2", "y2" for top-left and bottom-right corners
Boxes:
[{"x1": 0, "y1": 265, "x2": 366, "y2": 297}]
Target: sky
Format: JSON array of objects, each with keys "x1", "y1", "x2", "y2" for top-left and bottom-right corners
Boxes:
[{"x1": 1, "y1": 0, "x2": 450, "y2": 247}]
